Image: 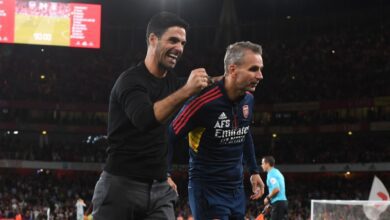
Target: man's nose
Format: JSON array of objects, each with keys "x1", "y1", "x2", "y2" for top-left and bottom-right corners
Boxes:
[{"x1": 256, "y1": 71, "x2": 263, "y2": 80}]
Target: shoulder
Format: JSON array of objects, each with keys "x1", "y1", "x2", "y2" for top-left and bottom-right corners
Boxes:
[
  {"x1": 200, "y1": 83, "x2": 222, "y2": 96},
  {"x1": 270, "y1": 168, "x2": 278, "y2": 176},
  {"x1": 120, "y1": 64, "x2": 147, "y2": 83},
  {"x1": 113, "y1": 64, "x2": 147, "y2": 92},
  {"x1": 274, "y1": 168, "x2": 283, "y2": 176},
  {"x1": 277, "y1": 168, "x2": 284, "y2": 177},
  {"x1": 187, "y1": 84, "x2": 223, "y2": 105},
  {"x1": 178, "y1": 84, "x2": 222, "y2": 118}
]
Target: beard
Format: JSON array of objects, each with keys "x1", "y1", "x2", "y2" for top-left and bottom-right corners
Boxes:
[
  {"x1": 158, "y1": 59, "x2": 175, "y2": 71},
  {"x1": 155, "y1": 43, "x2": 180, "y2": 72}
]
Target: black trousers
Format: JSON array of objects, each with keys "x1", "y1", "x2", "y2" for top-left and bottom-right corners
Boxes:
[
  {"x1": 270, "y1": 200, "x2": 288, "y2": 220},
  {"x1": 92, "y1": 171, "x2": 178, "y2": 220}
]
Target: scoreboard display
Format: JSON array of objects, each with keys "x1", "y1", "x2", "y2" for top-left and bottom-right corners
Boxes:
[{"x1": 0, "y1": 0, "x2": 101, "y2": 48}]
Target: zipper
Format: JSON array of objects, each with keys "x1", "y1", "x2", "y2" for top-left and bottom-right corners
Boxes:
[{"x1": 232, "y1": 104, "x2": 238, "y2": 128}]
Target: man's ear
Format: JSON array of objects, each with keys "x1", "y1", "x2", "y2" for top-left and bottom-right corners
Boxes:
[
  {"x1": 148, "y1": 33, "x2": 158, "y2": 47},
  {"x1": 228, "y1": 64, "x2": 237, "y2": 78}
]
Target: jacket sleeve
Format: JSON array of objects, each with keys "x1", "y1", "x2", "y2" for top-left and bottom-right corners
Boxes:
[
  {"x1": 243, "y1": 131, "x2": 260, "y2": 175},
  {"x1": 167, "y1": 97, "x2": 199, "y2": 175}
]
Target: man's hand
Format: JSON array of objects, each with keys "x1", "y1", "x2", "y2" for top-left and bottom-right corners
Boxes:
[
  {"x1": 250, "y1": 174, "x2": 265, "y2": 200},
  {"x1": 167, "y1": 177, "x2": 178, "y2": 195},
  {"x1": 153, "y1": 68, "x2": 210, "y2": 123},
  {"x1": 182, "y1": 68, "x2": 210, "y2": 96}
]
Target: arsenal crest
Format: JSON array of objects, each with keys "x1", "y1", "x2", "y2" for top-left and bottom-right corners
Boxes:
[{"x1": 242, "y1": 105, "x2": 249, "y2": 119}]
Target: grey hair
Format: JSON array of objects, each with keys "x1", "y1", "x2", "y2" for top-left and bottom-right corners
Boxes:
[{"x1": 224, "y1": 41, "x2": 263, "y2": 73}]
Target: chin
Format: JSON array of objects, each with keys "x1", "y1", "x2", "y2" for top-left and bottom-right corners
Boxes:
[
  {"x1": 246, "y1": 88, "x2": 256, "y2": 93},
  {"x1": 165, "y1": 62, "x2": 177, "y2": 70},
  {"x1": 158, "y1": 62, "x2": 175, "y2": 71},
  {"x1": 166, "y1": 65, "x2": 175, "y2": 70}
]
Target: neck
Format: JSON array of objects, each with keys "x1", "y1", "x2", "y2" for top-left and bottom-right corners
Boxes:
[
  {"x1": 224, "y1": 76, "x2": 245, "y2": 102},
  {"x1": 144, "y1": 48, "x2": 167, "y2": 78}
]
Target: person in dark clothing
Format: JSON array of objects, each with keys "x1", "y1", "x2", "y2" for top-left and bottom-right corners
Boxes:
[
  {"x1": 92, "y1": 12, "x2": 211, "y2": 220},
  {"x1": 168, "y1": 41, "x2": 265, "y2": 220}
]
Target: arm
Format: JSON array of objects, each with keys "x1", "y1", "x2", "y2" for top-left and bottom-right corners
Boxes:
[
  {"x1": 118, "y1": 68, "x2": 209, "y2": 132},
  {"x1": 243, "y1": 132, "x2": 260, "y2": 175},
  {"x1": 264, "y1": 177, "x2": 281, "y2": 205},
  {"x1": 268, "y1": 188, "x2": 280, "y2": 199},
  {"x1": 166, "y1": 125, "x2": 181, "y2": 193},
  {"x1": 264, "y1": 188, "x2": 281, "y2": 205},
  {"x1": 168, "y1": 99, "x2": 194, "y2": 174},
  {"x1": 154, "y1": 68, "x2": 210, "y2": 123},
  {"x1": 244, "y1": 132, "x2": 265, "y2": 200},
  {"x1": 167, "y1": 97, "x2": 199, "y2": 191}
]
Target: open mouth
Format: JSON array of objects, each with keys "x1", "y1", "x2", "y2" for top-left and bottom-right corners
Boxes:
[
  {"x1": 165, "y1": 52, "x2": 179, "y2": 65},
  {"x1": 167, "y1": 53, "x2": 178, "y2": 60},
  {"x1": 166, "y1": 50, "x2": 180, "y2": 63}
]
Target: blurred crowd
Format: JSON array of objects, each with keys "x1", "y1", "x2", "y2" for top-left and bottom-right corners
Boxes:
[
  {"x1": 1, "y1": 1, "x2": 389, "y2": 220},
  {"x1": 16, "y1": 1, "x2": 70, "y2": 18},
  {"x1": 2, "y1": 104, "x2": 390, "y2": 127},
  {"x1": 1, "y1": 19, "x2": 389, "y2": 104},
  {"x1": 254, "y1": 106, "x2": 390, "y2": 127},
  {"x1": 256, "y1": 23, "x2": 390, "y2": 103},
  {"x1": 1, "y1": 108, "x2": 107, "y2": 126},
  {"x1": 0, "y1": 136, "x2": 106, "y2": 163},
  {"x1": 0, "y1": 171, "x2": 94, "y2": 219},
  {"x1": 0, "y1": 50, "x2": 116, "y2": 103},
  {"x1": 1, "y1": 132, "x2": 389, "y2": 164},
  {"x1": 0, "y1": 171, "x2": 387, "y2": 220},
  {"x1": 256, "y1": 133, "x2": 390, "y2": 164}
]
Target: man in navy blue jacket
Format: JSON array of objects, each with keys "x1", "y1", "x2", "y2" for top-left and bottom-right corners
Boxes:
[{"x1": 169, "y1": 41, "x2": 265, "y2": 220}]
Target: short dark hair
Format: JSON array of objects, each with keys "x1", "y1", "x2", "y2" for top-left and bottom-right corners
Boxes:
[
  {"x1": 146, "y1": 12, "x2": 189, "y2": 45},
  {"x1": 263, "y1": 156, "x2": 275, "y2": 166}
]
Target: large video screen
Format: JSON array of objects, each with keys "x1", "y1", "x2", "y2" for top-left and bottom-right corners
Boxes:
[{"x1": 0, "y1": 0, "x2": 101, "y2": 48}]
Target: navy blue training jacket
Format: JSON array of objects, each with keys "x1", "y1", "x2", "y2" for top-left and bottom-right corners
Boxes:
[{"x1": 169, "y1": 79, "x2": 259, "y2": 189}]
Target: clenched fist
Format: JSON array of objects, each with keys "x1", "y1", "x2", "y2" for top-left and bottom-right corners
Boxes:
[{"x1": 183, "y1": 68, "x2": 211, "y2": 96}]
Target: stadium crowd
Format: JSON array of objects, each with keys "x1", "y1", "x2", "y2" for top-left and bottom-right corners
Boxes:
[
  {"x1": 253, "y1": 107, "x2": 390, "y2": 127},
  {"x1": 256, "y1": 133, "x2": 390, "y2": 164},
  {"x1": 0, "y1": 136, "x2": 107, "y2": 163},
  {"x1": 16, "y1": 1, "x2": 70, "y2": 18},
  {"x1": 1, "y1": 132, "x2": 389, "y2": 165},
  {"x1": 256, "y1": 23, "x2": 389, "y2": 103},
  {"x1": 0, "y1": 171, "x2": 388, "y2": 219},
  {"x1": 0, "y1": 20, "x2": 388, "y2": 104},
  {"x1": 0, "y1": 171, "x2": 94, "y2": 219},
  {"x1": 1, "y1": 1, "x2": 389, "y2": 220},
  {"x1": 2, "y1": 104, "x2": 390, "y2": 127}
]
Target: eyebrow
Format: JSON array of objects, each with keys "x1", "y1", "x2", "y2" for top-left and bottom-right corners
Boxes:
[
  {"x1": 168, "y1": 36, "x2": 186, "y2": 45},
  {"x1": 248, "y1": 65, "x2": 263, "y2": 71}
]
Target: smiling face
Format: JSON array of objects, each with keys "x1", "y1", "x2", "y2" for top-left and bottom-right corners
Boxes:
[
  {"x1": 151, "y1": 26, "x2": 187, "y2": 71},
  {"x1": 230, "y1": 50, "x2": 264, "y2": 93}
]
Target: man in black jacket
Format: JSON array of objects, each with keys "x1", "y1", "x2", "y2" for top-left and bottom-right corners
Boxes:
[{"x1": 92, "y1": 12, "x2": 211, "y2": 220}]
